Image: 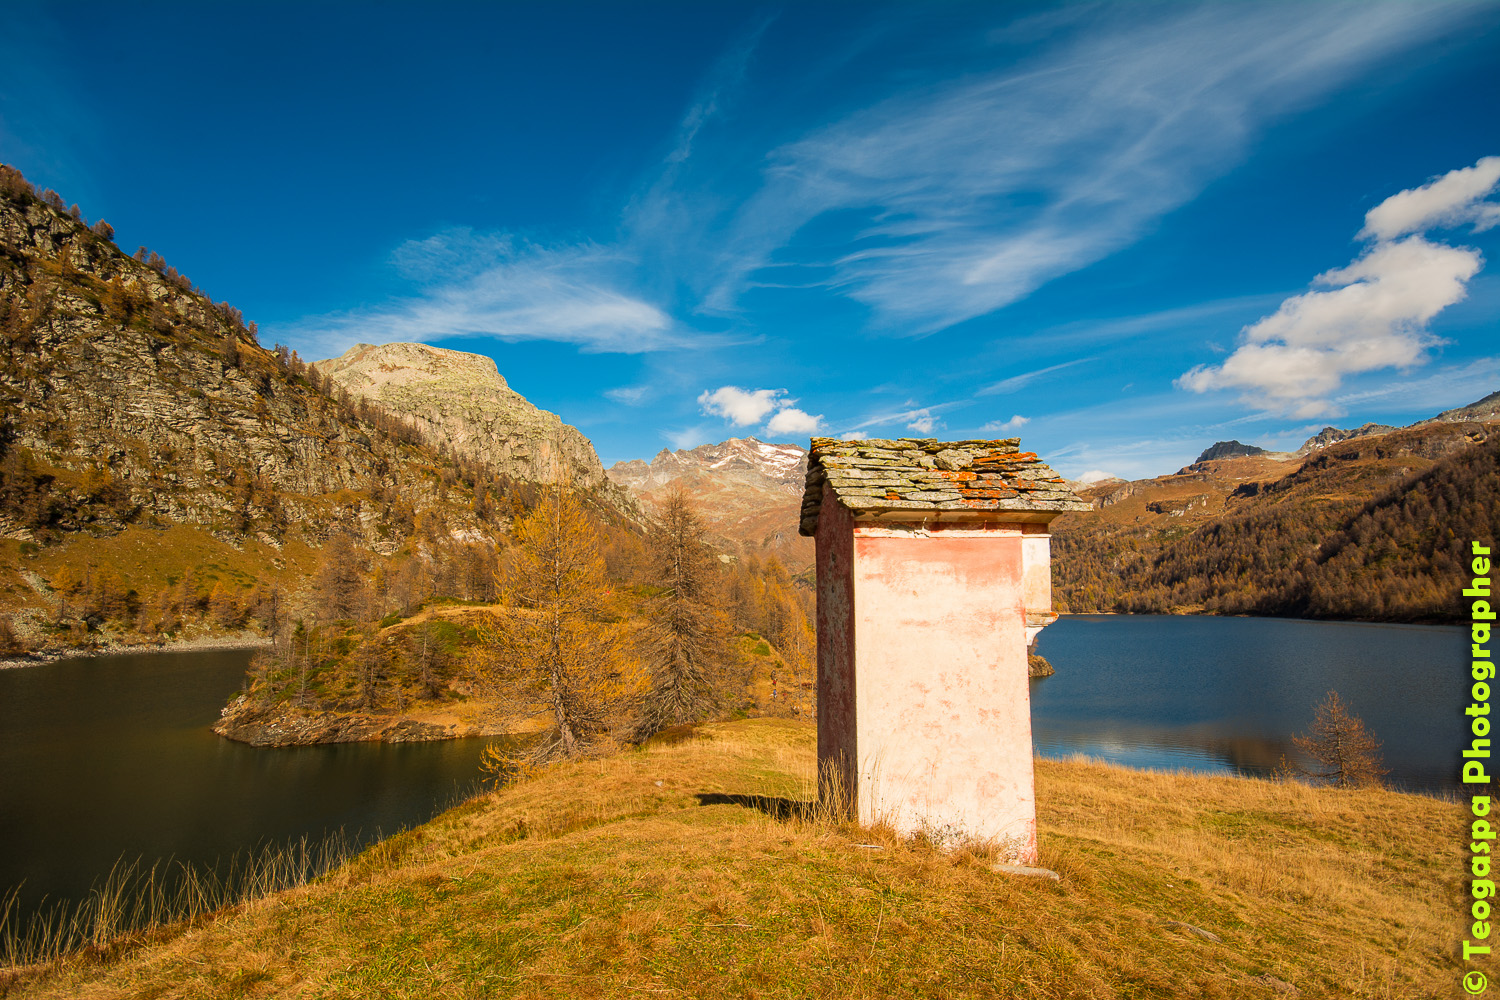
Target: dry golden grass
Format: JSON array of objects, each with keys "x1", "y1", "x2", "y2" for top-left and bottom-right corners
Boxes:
[{"x1": 4, "y1": 718, "x2": 1463, "y2": 999}]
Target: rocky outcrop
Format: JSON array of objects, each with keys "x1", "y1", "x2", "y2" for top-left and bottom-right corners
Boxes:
[
  {"x1": 1194, "y1": 440, "x2": 1266, "y2": 463},
  {"x1": 213, "y1": 695, "x2": 480, "y2": 746},
  {"x1": 1296, "y1": 423, "x2": 1398, "y2": 455},
  {"x1": 1431, "y1": 389, "x2": 1500, "y2": 424},
  {"x1": 314, "y1": 343, "x2": 631, "y2": 511}
]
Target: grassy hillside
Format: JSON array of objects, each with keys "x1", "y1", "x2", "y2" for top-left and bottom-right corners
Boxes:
[{"x1": 4, "y1": 718, "x2": 1461, "y2": 999}]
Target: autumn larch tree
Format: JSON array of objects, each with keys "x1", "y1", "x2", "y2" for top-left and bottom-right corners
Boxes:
[
  {"x1": 1291, "y1": 690, "x2": 1389, "y2": 789},
  {"x1": 313, "y1": 534, "x2": 368, "y2": 622},
  {"x1": 478, "y1": 482, "x2": 642, "y2": 779},
  {"x1": 637, "y1": 484, "x2": 731, "y2": 737}
]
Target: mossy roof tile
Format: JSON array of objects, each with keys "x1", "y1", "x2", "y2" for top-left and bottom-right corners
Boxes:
[{"x1": 799, "y1": 436, "x2": 1089, "y2": 536}]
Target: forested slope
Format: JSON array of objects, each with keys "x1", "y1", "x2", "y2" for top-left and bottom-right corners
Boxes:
[{"x1": 1052, "y1": 422, "x2": 1496, "y2": 622}]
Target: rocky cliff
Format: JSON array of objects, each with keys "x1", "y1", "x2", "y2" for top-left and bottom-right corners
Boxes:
[
  {"x1": 1294, "y1": 423, "x2": 1399, "y2": 455},
  {"x1": 0, "y1": 183, "x2": 454, "y2": 546},
  {"x1": 313, "y1": 342, "x2": 634, "y2": 515}
]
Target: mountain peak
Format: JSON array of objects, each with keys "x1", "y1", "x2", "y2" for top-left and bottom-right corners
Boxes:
[
  {"x1": 605, "y1": 437, "x2": 814, "y2": 569},
  {"x1": 319, "y1": 342, "x2": 508, "y2": 393},
  {"x1": 607, "y1": 437, "x2": 807, "y2": 493},
  {"x1": 1193, "y1": 440, "x2": 1267, "y2": 463},
  {"x1": 314, "y1": 342, "x2": 624, "y2": 499}
]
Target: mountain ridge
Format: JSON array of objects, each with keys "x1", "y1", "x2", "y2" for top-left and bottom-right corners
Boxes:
[{"x1": 607, "y1": 437, "x2": 812, "y2": 568}]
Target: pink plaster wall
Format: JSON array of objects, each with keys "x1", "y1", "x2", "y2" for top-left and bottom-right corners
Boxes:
[
  {"x1": 839, "y1": 521, "x2": 1038, "y2": 862},
  {"x1": 1021, "y1": 523, "x2": 1055, "y2": 644}
]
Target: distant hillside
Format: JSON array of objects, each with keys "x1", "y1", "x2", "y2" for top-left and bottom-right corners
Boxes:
[
  {"x1": 1052, "y1": 418, "x2": 1496, "y2": 622},
  {"x1": 608, "y1": 438, "x2": 812, "y2": 569}
]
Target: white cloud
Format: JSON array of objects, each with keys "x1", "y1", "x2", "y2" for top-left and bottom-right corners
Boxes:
[
  {"x1": 840, "y1": 430, "x2": 868, "y2": 441},
  {"x1": 275, "y1": 231, "x2": 680, "y2": 359},
  {"x1": 766, "y1": 407, "x2": 823, "y2": 436},
  {"x1": 982, "y1": 415, "x2": 1030, "y2": 433},
  {"x1": 1359, "y1": 156, "x2": 1500, "y2": 241},
  {"x1": 690, "y1": 4, "x2": 1457, "y2": 332},
  {"x1": 666, "y1": 425, "x2": 712, "y2": 450},
  {"x1": 1180, "y1": 234, "x2": 1484, "y2": 417},
  {"x1": 1077, "y1": 470, "x2": 1121, "y2": 484},
  {"x1": 906, "y1": 409, "x2": 940, "y2": 434},
  {"x1": 698, "y1": 386, "x2": 786, "y2": 425},
  {"x1": 699, "y1": 384, "x2": 822, "y2": 437}
]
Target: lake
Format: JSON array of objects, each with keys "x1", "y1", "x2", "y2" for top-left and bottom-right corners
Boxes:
[
  {"x1": 0, "y1": 615, "x2": 1465, "y2": 929},
  {"x1": 1031, "y1": 614, "x2": 1466, "y2": 794},
  {"x1": 0, "y1": 647, "x2": 487, "y2": 927}
]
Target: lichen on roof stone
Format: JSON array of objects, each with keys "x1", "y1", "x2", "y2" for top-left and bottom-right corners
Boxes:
[{"x1": 798, "y1": 436, "x2": 1090, "y2": 536}]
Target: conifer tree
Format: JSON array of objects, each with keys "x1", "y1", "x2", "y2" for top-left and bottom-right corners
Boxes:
[
  {"x1": 478, "y1": 482, "x2": 642, "y2": 778},
  {"x1": 1292, "y1": 690, "x2": 1388, "y2": 788},
  {"x1": 637, "y1": 484, "x2": 730, "y2": 736},
  {"x1": 313, "y1": 534, "x2": 367, "y2": 622}
]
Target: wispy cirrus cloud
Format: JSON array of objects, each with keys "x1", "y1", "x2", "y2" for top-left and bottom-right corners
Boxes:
[
  {"x1": 680, "y1": 4, "x2": 1463, "y2": 333},
  {"x1": 1180, "y1": 156, "x2": 1498, "y2": 417},
  {"x1": 837, "y1": 400, "x2": 963, "y2": 439},
  {"x1": 274, "y1": 230, "x2": 683, "y2": 359},
  {"x1": 979, "y1": 359, "x2": 1093, "y2": 396}
]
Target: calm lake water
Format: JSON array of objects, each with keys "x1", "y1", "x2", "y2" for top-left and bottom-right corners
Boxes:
[
  {"x1": 0, "y1": 615, "x2": 1465, "y2": 926},
  {"x1": 1031, "y1": 614, "x2": 1467, "y2": 794},
  {"x1": 0, "y1": 648, "x2": 486, "y2": 925}
]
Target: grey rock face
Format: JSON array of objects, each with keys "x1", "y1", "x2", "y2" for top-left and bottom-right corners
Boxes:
[
  {"x1": 0, "y1": 194, "x2": 463, "y2": 548},
  {"x1": 1295, "y1": 423, "x2": 1398, "y2": 456},
  {"x1": 313, "y1": 342, "x2": 627, "y2": 504}
]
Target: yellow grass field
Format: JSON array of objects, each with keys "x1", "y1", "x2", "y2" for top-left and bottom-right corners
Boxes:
[{"x1": 4, "y1": 718, "x2": 1464, "y2": 999}]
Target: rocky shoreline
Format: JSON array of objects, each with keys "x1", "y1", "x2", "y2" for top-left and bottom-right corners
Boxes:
[
  {"x1": 0, "y1": 632, "x2": 271, "y2": 670},
  {"x1": 212, "y1": 695, "x2": 526, "y2": 748}
]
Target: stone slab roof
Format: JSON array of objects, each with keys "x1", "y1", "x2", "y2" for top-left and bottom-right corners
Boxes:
[{"x1": 799, "y1": 437, "x2": 1090, "y2": 536}]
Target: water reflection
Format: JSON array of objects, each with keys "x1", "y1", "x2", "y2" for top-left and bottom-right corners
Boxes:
[
  {"x1": 1033, "y1": 720, "x2": 1293, "y2": 778},
  {"x1": 1030, "y1": 614, "x2": 1467, "y2": 795}
]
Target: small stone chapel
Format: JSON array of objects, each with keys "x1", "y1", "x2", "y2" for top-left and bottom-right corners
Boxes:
[{"x1": 799, "y1": 437, "x2": 1088, "y2": 862}]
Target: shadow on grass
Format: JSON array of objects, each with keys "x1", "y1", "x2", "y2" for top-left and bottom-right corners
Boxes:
[{"x1": 694, "y1": 792, "x2": 816, "y2": 820}]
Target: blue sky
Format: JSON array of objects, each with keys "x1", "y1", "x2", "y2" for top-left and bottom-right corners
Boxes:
[{"x1": 3, "y1": 2, "x2": 1498, "y2": 479}]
